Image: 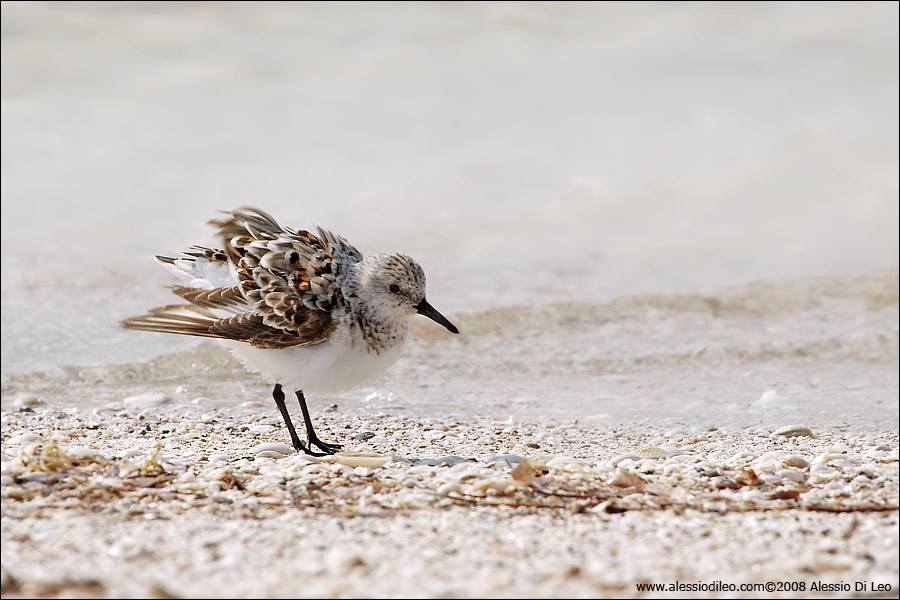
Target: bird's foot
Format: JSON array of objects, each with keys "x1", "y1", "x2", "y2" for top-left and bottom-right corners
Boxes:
[
  {"x1": 308, "y1": 435, "x2": 342, "y2": 455},
  {"x1": 291, "y1": 439, "x2": 330, "y2": 457}
]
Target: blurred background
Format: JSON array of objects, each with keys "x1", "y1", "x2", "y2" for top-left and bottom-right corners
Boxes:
[{"x1": 2, "y1": 1, "x2": 898, "y2": 373}]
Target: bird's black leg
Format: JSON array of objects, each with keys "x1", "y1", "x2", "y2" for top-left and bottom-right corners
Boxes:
[
  {"x1": 295, "y1": 390, "x2": 342, "y2": 454},
  {"x1": 272, "y1": 384, "x2": 327, "y2": 457}
]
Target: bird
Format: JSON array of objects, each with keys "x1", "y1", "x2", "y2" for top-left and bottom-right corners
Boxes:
[{"x1": 121, "y1": 207, "x2": 459, "y2": 456}]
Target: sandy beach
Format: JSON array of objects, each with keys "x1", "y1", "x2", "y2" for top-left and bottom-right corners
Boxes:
[
  {"x1": 2, "y1": 2, "x2": 898, "y2": 598},
  {"x1": 2, "y1": 384, "x2": 898, "y2": 598}
]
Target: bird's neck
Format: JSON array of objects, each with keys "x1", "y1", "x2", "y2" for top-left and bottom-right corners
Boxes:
[
  {"x1": 350, "y1": 305, "x2": 410, "y2": 354},
  {"x1": 342, "y1": 267, "x2": 410, "y2": 354}
]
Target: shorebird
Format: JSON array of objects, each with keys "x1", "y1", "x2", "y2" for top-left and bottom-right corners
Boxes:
[{"x1": 122, "y1": 208, "x2": 458, "y2": 455}]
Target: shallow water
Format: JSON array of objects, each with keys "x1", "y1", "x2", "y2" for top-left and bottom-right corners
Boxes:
[
  {"x1": 1, "y1": 2, "x2": 898, "y2": 428},
  {"x1": 3, "y1": 270, "x2": 897, "y2": 431}
]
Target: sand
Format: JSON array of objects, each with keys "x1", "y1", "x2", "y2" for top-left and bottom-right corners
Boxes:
[{"x1": 2, "y1": 406, "x2": 898, "y2": 598}]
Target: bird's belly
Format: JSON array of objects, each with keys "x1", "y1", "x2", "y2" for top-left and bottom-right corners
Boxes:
[{"x1": 219, "y1": 338, "x2": 404, "y2": 393}]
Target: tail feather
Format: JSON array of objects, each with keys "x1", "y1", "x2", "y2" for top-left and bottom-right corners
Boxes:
[
  {"x1": 170, "y1": 285, "x2": 247, "y2": 315},
  {"x1": 120, "y1": 305, "x2": 222, "y2": 339},
  {"x1": 121, "y1": 303, "x2": 305, "y2": 349}
]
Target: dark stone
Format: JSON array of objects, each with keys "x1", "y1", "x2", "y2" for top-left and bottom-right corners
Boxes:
[{"x1": 486, "y1": 454, "x2": 525, "y2": 465}]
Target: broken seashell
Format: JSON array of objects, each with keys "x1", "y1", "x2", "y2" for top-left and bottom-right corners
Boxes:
[
  {"x1": 772, "y1": 424, "x2": 814, "y2": 438},
  {"x1": 607, "y1": 470, "x2": 646, "y2": 487},
  {"x1": 635, "y1": 447, "x2": 670, "y2": 460},
  {"x1": 782, "y1": 454, "x2": 809, "y2": 468},
  {"x1": 335, "y1": 451, "x2": 390, "y2": 468}
]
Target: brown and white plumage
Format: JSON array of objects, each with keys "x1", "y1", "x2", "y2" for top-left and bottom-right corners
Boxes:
[
  {"x1": 123, "y1": 208, "x2": 360, "y2": 350},
  {"x1": 122, "y1": 207, "x2": 458, "y2": 422}
]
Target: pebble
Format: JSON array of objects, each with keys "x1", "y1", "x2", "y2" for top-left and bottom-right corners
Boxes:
[
  {"x1": 7, "y1": 433, "x2": 42, "y2": 445},
  {"x1": 487, "y1": 455, "x2": 525, "y2": 465},
  {"x1": 814, "y1": 452, "x2": 849, "y2": 465},
  {"x1": 1, "y1": 462, "x2": 26, "y2": 477},
  {"x1": 470, "y1": 478, "x2": 517, "y2": 494},
  {"x1": 406, "y1": 465, "x2": 437, "y2": 475},
  {"x1": 437, "y1": 482, "x2": 461, "y2": 495},
  {"x1": 67, "y1": 447, "x2": 100, "y2": 458},
  {"x1": 808, "y1": 465, "x2": 840, "y2": 482},
  {"x1": 665, "y1": 454, "x2": 692, "y2": 464},
  {"x1": 731, "y1": 451, "x2": 757, "y2": 463},
  {"x1": 663, "y1": 463, "x2": 686, "y2": 475},
  {"x1": 354, "y1": 431, "x2": 376, "y2": 441},
  {"x1": 636, "y1": 459, "x2": 659, "y2": 473},
  {"x1": 760, "y1": 473, "x2": 783, "y2": 486},
  {"x1": 776, "y1": 469, "x2": 806, "y2": 484},
  {"x1": 434, "y1": 456, "x2": 473, "y2": 467}
]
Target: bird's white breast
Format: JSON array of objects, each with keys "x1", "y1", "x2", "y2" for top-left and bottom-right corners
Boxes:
[{"x1": 219, "y1": 332, "x2": 406, "y2": 394}]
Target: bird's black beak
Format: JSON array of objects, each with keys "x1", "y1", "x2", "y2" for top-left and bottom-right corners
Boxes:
[{"x1": 416, "y1": 299, "x2": 459, "y2": 334}]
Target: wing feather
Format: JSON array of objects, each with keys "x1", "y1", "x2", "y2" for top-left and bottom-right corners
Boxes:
[{"x1": 121, "y1": 208, "x2": 362, "y2": 349}]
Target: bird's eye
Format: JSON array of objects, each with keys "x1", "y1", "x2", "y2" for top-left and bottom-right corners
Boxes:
[{"x1": 389, "y1": 284, "x2": 401, "y2": 293}]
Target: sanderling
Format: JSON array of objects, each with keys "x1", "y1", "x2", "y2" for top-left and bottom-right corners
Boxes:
[{"x1": 122, "y1": 207, "x2": 458, "y2": 455}]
